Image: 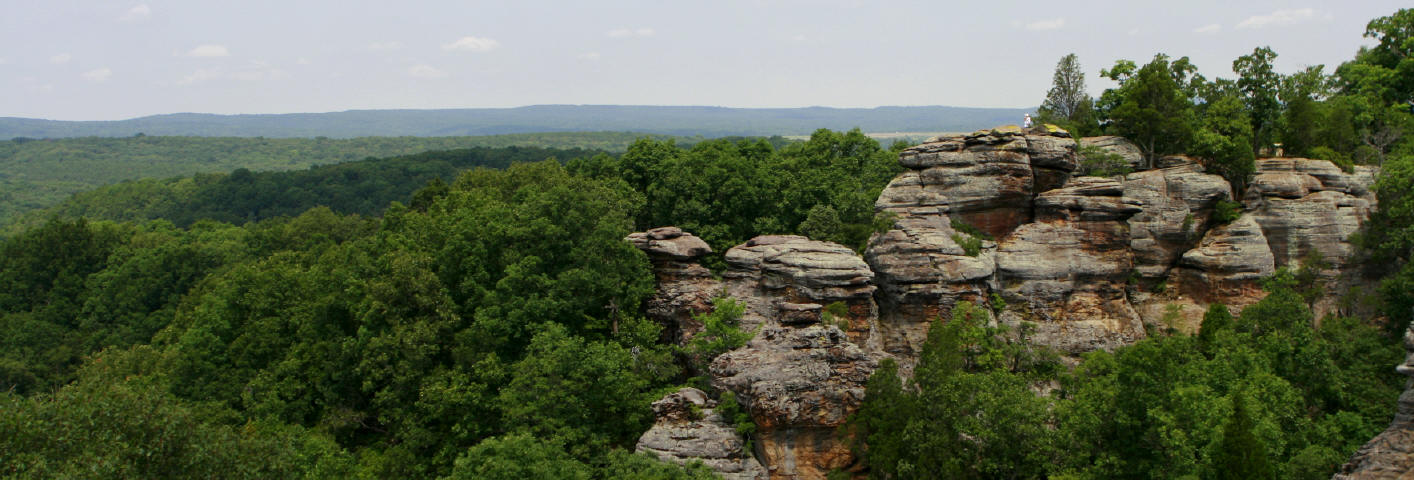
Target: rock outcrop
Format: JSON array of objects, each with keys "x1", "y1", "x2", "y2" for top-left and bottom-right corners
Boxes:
[
  {"x1": 1334, "y1": 323, "x2": 1414, "y2": 479},
  {"x1": 996, "y1": 176, "x2": 1146, "y2": 353},
  {"x1": 636, "y1": 387, "x2": 767, "y2": 480},
  {"x1": 627, "y1": 227, "x2": 721, "y2": 345},
  {"x1": 1242, "y1": 159, "x2": 1378, "y2": 317},
  {"x1": 1081, "y1": 135, "x2": 1145, "y2": 171},
  {"x1": 722, "y1": 235, "x2": 878, "y2": 347},
  {"x1": 711, "y1": 325, "x2": 876, "y2": 479},
  {"x1": 628, "y1": 133, "x2": 1383, "y2": 480},
  {"x1": 1121, "y1": 161, "x2": 1234, "y2": 286},
  {"x1": 868, "y1": 127, "x2": 1077, "y2": 357}
]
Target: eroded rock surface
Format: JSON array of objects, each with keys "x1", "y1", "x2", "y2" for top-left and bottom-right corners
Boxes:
[
  {"x1": 1081, "y1": 135, "x2": 1145, "y2": 171},
  {"x1": 996, "y1": 176, "x2": 1146, "y2": 353},
  {"x1": 1335, "y1": 324, "x2": 1414, "y2": 479},
  {"x1": 711, "y1": 326, "x2": 876, "y2": 479},
  {"x1": 627, "y1": 227, "x2": 721, "y2": 345},
  {"x1": 1243, "y1": 159, "x2": 1378, "y2": 316},
  {"x1": 723, "y1": 235, "x2": 878, "y2": 346},
  {"x1": 636, "y1": 387, "x2": 767, "y2": 480},
  {"x1": 868, "y1": 127, "x2": 1078, "y2": 357},
  {"x1": 1172, "y1": 215, "x2": 1275, "y2": 305},
  {"x1": 1121, "y1": 162, "x2": 1234, "y2": 285}
]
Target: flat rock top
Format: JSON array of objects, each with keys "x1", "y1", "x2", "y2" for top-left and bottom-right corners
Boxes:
[
  {"x1": 627, "y1": 226, "x2": 712, "y2": 260},
  {"x1": 725, "y1": 235, "x2": 873, "y2": 282}
]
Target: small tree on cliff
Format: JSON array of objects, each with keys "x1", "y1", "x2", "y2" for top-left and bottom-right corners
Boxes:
[
  {"x1": 1039, "y1": 53, "x2": 1099, "y2": 136},
  {"x1": 1100, "y1": 54, "x2": 1197, "y2": 168}
]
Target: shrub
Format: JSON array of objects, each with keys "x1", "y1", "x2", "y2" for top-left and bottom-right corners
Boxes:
[
  {"x1": 1213, "y1": 200, "x2": 1243, "y2": 224},
  {"x1": 1078, "y1": 144, "x2": 1133, "y2": 177}
]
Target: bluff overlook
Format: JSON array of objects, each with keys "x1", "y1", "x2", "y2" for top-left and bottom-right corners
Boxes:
[{"x1": 632, "y1": 125, "x2": 1380, "y2": 479}]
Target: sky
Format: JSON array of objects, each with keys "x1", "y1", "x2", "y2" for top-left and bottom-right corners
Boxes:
[{"x1": 2, "y1": 1, "x2": 1408, "y2": 121}]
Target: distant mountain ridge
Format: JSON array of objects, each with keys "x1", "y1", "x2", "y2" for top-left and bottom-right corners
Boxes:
[{"x1": 0, "y1": 105, "x2": 1035, "y2": 139}]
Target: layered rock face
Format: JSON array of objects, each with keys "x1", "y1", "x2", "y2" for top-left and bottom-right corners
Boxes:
[
  {"x1": 1334, "y1": 323, "x2": 1414, "y2": 480},
  {"x1": 722, "y1": 235, "x2": 878, "y2": 347},
  {"x1": 996, "y1": 176, "x2": 1146, "y2": 353},
  {"x1": 627, "y1": 227, "x2": 721, "y2": 345},
  {"x1": 868, "y1": 127, "x2": 1077, "y2": 356},
  {"x1": 637, "y1": 387, "x2": 767, "y2": 480},
  {"x1": 712, "y1": 325, "x2": 876, "y2": 479},
  {"x1": 1081, "y1": 135, "x2": 1146, "y2": 171},
  {"x1": 629, "y1": 136, "x2": 1381, "y2": 479}
]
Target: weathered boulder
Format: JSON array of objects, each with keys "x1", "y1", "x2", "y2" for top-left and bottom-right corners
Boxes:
[
  {"x1": 1334, "y1": 323, "x2": 1414, "y2": 479},
  {"x1": 1122, "y1": 163, "x2": 1234, "y2": 285},
  {"x1": 866, "y1": 213, "x2": 995, "y2": 357},
  {"x1": 723, "y1": 235, "x2": 877, "y2": 345},
  {"x1": 883, "y1": 127, "x2": 1077, "y2": 239},
  {"x1": 711, "y1": 325, "x2": 877, "y2": 480},
  {"x1": 1081, "y1": 135, "x2": 1146, "y2": 172},
  {"x1": 627, "y1": 227, "x2": 722, "y2": 345},
  {"x1": 1243, "y1": 159, "x2": 1378, "y2": 317},
  {"x1": 996, "y1": 177, "x2": 1146, "y2": 353},
  {"x1": 636, "y1": 387, "x2": 767, "y2": 480},
  {"x1": 1172, "y1": 215, "x2": 1275, "y2": 305}
]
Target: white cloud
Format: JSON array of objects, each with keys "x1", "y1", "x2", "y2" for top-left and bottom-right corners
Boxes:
[
  {"x1": 119, "y1": 4, "x2": 150, "y2": 22},
  {"x1": 1023, "y1": 18, "x2": 1065, "y2": 31},
  {"x1": 50, "y1": 53, "x2": 72, "y2": 64},
  {"x1": 0, "y1": 58, "x2": 9, "y2": 65},
  {"x1": 607, "y1": 27, "x2": 654, "y2": 38},
  {"x1": 577, "y1": 52, "x2": 601, "y2": 61},
  {"x1": 442, "y1": 36, "x2": 499, "y2": 52},
  {"x1": 408, "y1": 64, "x2": 447, "y2": 79},
  {"x1": 368, "y1": 41, "x2": 401, "y2": 52},
  {"x1": 184, "y1": 44, "x2": 230, "y2": 57},
  {"x1": 82, "y1": 67, "x2": 112, "y2": 82},
  {"x1": 1237, "y1": 8, "x2": 1316, "y2": 29},
  {"x1": 232, "y1": 61, "x2": 286, "y2": 81},
  {"x1": 296, "y1": 57, "x2": 311, "y2": 65},
  {"x1": 1193, "y1": 24, "x2": 1221, "y2": 34}
]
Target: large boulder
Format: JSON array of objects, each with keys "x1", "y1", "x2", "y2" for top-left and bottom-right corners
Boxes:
[
  {"x1": 636, "y1": 387, "x2": 767, "y2": 480},
  {"x1": 711, "y1": 326, "x2": 877, "y2": 480},
  {"x1": 627, "y1": 227, "x2": 722, "y2": 345},
  {"x1": 1172, "y1": 215, "x2": 1275, "y2": 305},
  {"x1": 1081, "y1": 135, "x2": 1146, "y2": 172},
  {"x1": 1122, "y1": 162, "x2": 1234, "y2": 286},
  {"x1": 723, "y1": 235, "x2": 877, "y2": 346}
]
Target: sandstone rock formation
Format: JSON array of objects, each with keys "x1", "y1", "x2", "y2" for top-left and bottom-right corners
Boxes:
[
  {"x1": 711, "y1": 325, "x2": 876, "y2": 479},
  {"x1": 627, "y1": 227, "x2": 721, "y2": 345},
  {"x1": 1080, "y1": 135, "x2": 1145, "y2": 171},
  {"x1": 628, "y1": 138, "x2": 1383, "y2": 480},
  {"x1": 722, "y1": 235, "x2": 878, "y2": 346},
  {"x1": 1121, "y1": 161, "x2": 1233, "y2": 286},
  {"x1": 868, "y1": 127, "x2": 1077, "y2": 357},
  {"x1": 636, "y1": 387, "x2": 767, "y2": 480},
  {"x1": 1334, "y1": 323, "x2": 1414, "y2": 479},
  {"x1": 1171, "y1": 215, "x2": 1275, "y2": 305},
  {"x1": 996, "y1": 176, "x2": 1146, "y2": 353}
]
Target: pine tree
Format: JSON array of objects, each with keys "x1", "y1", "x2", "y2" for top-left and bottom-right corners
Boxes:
[{"x1": 1213, "y1": 394, "x2": 1274, "y2": 480}]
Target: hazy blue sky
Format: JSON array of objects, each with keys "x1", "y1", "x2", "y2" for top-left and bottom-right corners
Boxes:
[{"x1": 2, "y1": 1, "x2": 1408, "y2": 120}]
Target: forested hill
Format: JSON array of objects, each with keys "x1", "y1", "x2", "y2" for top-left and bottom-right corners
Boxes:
[
  {"x1": 2, "y1": 145, "x2": 604, "y2": 236},
  {"x1": 0, "y1": 105, "x2": 1031, "y2": 139},
  {"x1": 0, "y1": 132, "x2": 684, "y2": 228}
]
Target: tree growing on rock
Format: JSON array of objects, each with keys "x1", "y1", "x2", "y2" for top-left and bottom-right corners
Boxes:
[
  {"x1": 1039, "y1": 53, "x2": 1099, "y2": 136},
  {"x1": 1100, "y1": 54, "x2": 1197, "y2": 167}
]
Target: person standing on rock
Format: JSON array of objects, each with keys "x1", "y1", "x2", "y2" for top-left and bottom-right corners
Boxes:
[{"x1": 1023, "y1": 113, "x2": 1033, "y2": 128}]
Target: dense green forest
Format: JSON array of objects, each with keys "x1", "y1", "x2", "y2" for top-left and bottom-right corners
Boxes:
[
  {"x1": 0, "y1": 128, "x2": 900, "y2": 478},
  {"x1": 0, "y1": 105, "x2": 1028, "y2": 139},
  {"x1": 0, "y1": 132, "x2": 684, "y2": 228},
  {"x1": 1, "y1": 146, "x2": 605, "y2": 237},
  {"x1": 1, "y1": 7, "x2": 1412, "y2": 480}
]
